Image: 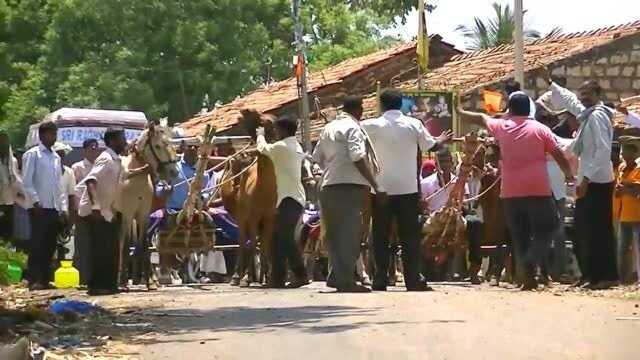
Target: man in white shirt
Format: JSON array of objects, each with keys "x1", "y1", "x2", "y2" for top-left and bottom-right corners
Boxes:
[
  {"x1": 22, "y1": 122, "x2": 66, "y2": 291},
  {"x1": 420, "y1": 152, "x2": 457, "y2": 215},
  {"x1": 536, "y1": 76, "x2": 568, "y2": 114},
  {"x1": 542, "y1": 72, "x2": 618, "y2": 289},
  {"x1": 421, "y1": 149, "x2": 478, "y2": 283},
  {"x1": 616, "y1": 104, "x2": 640, "y2": 129},
  {"x1": 53, "y1": 142, "x2": 76, "y2": 218},
  {"x1": 362, "y1": 89, "x2": 451, "y2": 291},
  {"x1": 72, "y1": 138, "x2": 100, "y2": 184},
  {"x1": 71, "y1": 138, "x2": 99, "y2": 285},
  {"x1": 313, "y1": 96, "x2": 383, "y2": 293},
  {"x1": 257, "y1": 116, "x2": 309, "y2": 289},
  {"x1": 77, "y1": 128, "x2": 126, "y2": 295}
]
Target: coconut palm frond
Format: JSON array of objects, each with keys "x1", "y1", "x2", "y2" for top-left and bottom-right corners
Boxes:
[
  {"x1": 455, "y1": 1, "x2": 544, "y2": 50},
  {"x1": 544, "y1": 26, "x2": 564, "y2": 38}
]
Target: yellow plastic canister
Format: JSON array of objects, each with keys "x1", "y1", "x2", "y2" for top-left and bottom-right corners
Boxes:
[{"x1": 54, "y1": 260, "x2": 80, "y2": 289}]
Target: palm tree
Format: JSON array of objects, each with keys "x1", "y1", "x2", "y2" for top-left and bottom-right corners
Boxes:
[{"x1": 456, "y1": 2, "x2": 559, "y2": 50}]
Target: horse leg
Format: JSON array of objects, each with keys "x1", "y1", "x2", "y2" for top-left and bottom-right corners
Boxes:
[
  {"x1": 130, "y1": 219, "x2": 141, "y2": 285},
  {"x1": 241, "y1": 224, "x2": 258, "y2": 287},
  {"x1": 118, "y1": 217, "x2": 132, "y2": 289},
  {"x1": 231, "y1": 219, "x2": 247, "y2": 286},
  {"x1": 136, "y1": 215, "x2": 156, "y2": 291},
  {"x1": 259, "y1": 216, "x2": 275, "y2": 286}
]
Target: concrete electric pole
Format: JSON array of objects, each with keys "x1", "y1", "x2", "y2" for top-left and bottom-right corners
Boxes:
[
  {"x1": 292, "y1": 0, "x2": 312, "y2": 152},
  {"x1": 514, "y1": 0, "x2": 525, "y2": 87}
]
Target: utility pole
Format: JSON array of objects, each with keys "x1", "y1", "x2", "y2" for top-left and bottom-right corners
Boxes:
[
  {"x1": 293, "y1": 0, "x2": 311, "y2": 152},
  {"x1": 514, "y1": 0, "x2": 525, "y2": 87}
]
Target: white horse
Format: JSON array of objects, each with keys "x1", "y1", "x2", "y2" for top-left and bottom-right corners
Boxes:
[{"x1": 117, "y1": 122, "x2": 178, "y2": 289}]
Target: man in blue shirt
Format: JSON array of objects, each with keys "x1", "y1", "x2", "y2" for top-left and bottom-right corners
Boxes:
[
  {"x1": 22, "y1": 121, "x2": 66, "y2": 291},
  {"x1": 161, "y1": 141, "x2": 210, "y2": 211}
]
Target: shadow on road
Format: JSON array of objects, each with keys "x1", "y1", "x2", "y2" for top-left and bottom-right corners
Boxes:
[{"x1": 138, "y1": 305, "x2": 411, "y2": 342}]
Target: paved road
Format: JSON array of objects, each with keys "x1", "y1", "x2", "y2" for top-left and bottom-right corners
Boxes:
[{"x1": 104, "y1": 283, "x2": 639, "y2": 360}]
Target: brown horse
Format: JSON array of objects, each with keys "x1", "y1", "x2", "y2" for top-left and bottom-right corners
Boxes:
[{"x1": 221, "y1": 109, "x2": 278, "y2": 287}]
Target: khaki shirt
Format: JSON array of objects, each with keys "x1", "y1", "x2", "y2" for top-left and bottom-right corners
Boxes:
[{"x1": 76, "y1": 148, "x2": 122, "y2": 222}]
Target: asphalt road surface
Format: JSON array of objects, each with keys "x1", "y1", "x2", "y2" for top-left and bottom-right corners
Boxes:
[{"x1": 90, "y1": 282, "x2": 640, "y2": 360}]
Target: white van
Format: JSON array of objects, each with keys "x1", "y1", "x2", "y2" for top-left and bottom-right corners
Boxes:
[{"x1": 25, "y1": 108, "x2": 148, "y2": 164}]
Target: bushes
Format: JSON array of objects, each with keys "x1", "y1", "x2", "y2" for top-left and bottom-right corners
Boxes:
[{"x1": 0, "y1": 240, "x2": 27, "y2": 285}]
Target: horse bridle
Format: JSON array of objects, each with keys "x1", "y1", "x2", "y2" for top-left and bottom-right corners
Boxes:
[{"x1": 139, "y1": 133, "x2": 177, "y2": 172}]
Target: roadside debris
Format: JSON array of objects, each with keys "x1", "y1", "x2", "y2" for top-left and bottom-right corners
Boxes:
[{"x1": 1, "y1": 285, "x2": 152, "y2": 358}]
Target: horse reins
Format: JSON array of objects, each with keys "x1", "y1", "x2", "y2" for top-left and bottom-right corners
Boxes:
[
  {"x1": 168, "y1": 142, "x2": 254, "y2": 189},
  {"x1": 143, "y1": 137, "x2": 178, "y2": 172}
]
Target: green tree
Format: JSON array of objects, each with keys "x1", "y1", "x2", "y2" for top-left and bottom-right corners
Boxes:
[
  {"x1": 0, "y1": 0, "x2": 418, "y2": 146},
  {"x1": 455, "y1": 2, "x2": 547, "y2": 50},
  {"x1": 302, "y1": 1, "x2": 404, "y2": 70}
]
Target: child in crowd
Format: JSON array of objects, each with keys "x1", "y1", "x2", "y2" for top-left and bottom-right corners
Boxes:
[{"x1": 613, "y1": 142, "x2": 640, "y2": 285}]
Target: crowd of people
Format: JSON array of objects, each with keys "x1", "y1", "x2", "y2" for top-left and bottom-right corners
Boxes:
[{"x1": 1, "y1": 74, "x2": 640, "y2": 295}]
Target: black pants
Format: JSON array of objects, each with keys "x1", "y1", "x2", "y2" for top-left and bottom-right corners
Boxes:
[
  {"x1": 503, "y1": 196, "x2": 556, "y2": 280},
  {"x1": 27, "y1": 209, "x2": 60, "y2": 285},
  {"x1": 271, "y1": 198, "x2": 307, "y2": 285},
  {"x1": 575, "y1": 182, "x2": 618, "y2": 283},
  {"x1": 0, "y1": 204, "x2": 13, "y2": 239},
  {"x1": 373, "y1": 193, "x2": 423, "y2": 288},
  {"x1": 85, "y1": 213, "x2": 121, "y2": 292}
]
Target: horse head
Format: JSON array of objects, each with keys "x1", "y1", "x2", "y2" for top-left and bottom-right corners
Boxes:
[
  {"x1": 239, "y1": 109, "x2": 277, "y2": 143},
  {"x1": 136, "y1": 121, "x2": 179, "y2": 182}
]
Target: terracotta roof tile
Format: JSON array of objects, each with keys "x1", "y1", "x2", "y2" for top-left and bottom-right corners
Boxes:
[
  {"x1": 398, "y1": 21, "x2": 640, "y2": 94},
  {"x1": 181, "y1": 41, "x2": 424, "y2": 135}
]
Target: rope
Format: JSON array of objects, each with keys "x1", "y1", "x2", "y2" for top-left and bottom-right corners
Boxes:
[
  {"x1": 202, "y1": 157, "x2": 258, "y2": 194},
  {"x1": 421, "y1": 178, "x2": 456, "y2": 202},
  {"x1": 462, "y1": 176, "x2": 501, "y2": 203},
  {"x1": 166, "y1": 142, "x2": 254, "y2": 188},
  {"x1": 421, "y1": 174, "x2": 501, "y2": 204}
]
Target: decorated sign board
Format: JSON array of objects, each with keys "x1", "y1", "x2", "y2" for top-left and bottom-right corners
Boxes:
[
  {"x1": 400, "y1": 90, "x2": 458, "y2": 137},
  {"x1": 374, "y1": 87, "x2": 459, "y2": 137}
]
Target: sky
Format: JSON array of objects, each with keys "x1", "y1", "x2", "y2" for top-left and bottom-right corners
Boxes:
[{"x1": 388, "y1": 0, "x2": 640, "y2": 50}]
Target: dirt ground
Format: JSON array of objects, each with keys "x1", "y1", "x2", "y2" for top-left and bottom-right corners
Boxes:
[{"x1": 62, "y1": 282, "x2": 640, "y2": 360}]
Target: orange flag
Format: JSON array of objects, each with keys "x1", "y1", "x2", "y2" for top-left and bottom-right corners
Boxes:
[{"x1": 483, "y1": 90, "x2": 503, "y2": 114}]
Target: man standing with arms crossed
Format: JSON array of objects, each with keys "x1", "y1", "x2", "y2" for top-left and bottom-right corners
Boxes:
[
  {"x1": 77, "y1": 128, "x2": 127, "y2": 296},
  {"x1": 313, "y1": 96, "x2": 383, "y2": 293},
  {"x1": 362, "y1": 89, "x2": 451, "y2": 292},
  {"x1": 71, "y1": 138, "x2": 100, "y2": 285}
]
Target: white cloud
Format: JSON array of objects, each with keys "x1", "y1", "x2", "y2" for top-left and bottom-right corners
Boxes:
[{"x1": 389, "y1": 0, "x2": 640, "y2": 50}]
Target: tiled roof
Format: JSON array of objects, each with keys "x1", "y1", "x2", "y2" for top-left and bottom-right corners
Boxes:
[
  {"x1": 400, "y1": 20, "x2": 640, "y2": 94},
  {"x1": 181, "y1": 40, "x2": 454, "y2": 135}
]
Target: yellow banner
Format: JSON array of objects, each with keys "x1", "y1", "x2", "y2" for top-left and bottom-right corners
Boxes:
[{"x1": 416, "y1": 1, "x2": 430, "y2": 73}]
